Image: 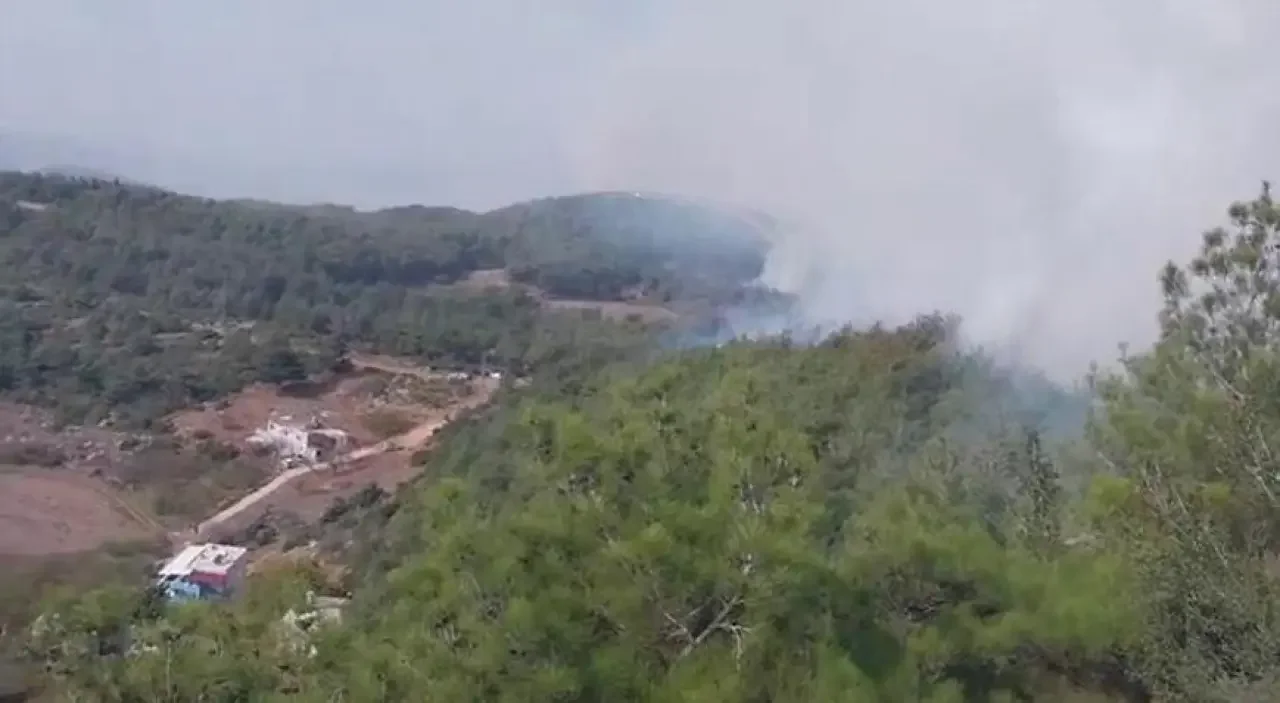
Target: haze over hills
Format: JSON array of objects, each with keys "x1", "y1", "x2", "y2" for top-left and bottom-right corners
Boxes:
[
  {"x1": 11, "y1": 2, "x2": 1280, "y2": 381},
  {"x1": 7, "y1": 166, "x2": 1278, "y2": 700},
  {"x1": 9, "y1": 3, "x2": 1280, "y2": 699},
  {"x1": 3, "y1": 157, "x2": 1280, "y2": 701},
  {"x1": 0, "y1": 130, "x2": 125, "y2": 176}
]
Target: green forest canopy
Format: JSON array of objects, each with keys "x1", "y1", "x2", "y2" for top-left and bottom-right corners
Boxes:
[
  {"x1": 0, "y1": 173, "x2": 769, "y2": 428},
  {"x1": 31, "y1": 185, "x2": 1280, "y2": 701}
]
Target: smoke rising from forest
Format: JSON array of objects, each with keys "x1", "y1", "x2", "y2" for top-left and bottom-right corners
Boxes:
[
  {"x1": 566, "y1": 0, "x2": 1280, "y2": 378},
  {"x1": 6, "y1": 1, "x2": 1280, "y2": 378}
]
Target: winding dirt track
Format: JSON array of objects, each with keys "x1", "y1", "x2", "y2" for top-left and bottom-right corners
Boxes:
[
  {"x1": 192, "y1": 359, "x2": 496, "y2": 539},
  {"x1": 94, "y1": 484, "x2": 166, "y2": 534}
]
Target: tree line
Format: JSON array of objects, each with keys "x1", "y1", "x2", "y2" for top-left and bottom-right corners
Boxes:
[
  {"x1": 0, "y1": 173, "x2": 763, "y2": 428},
  {"x1": 28, "y1": 185, "x2": 1280, "y2": 701}
]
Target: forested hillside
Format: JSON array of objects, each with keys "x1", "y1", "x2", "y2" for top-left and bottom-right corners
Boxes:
[
  {"x1": 30, "y1": 185, "x2": 1280, "y2": 701},
  {"x1": 0, "y1": 172, "x2": 766, "y2": 428}
]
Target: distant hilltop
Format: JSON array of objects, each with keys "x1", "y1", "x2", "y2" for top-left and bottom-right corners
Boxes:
[
  {"x1": 0, "y1": 130, "x2": 144, "y2": 186},
  {"x1": 35, "y1": 164, "x2": 145, "y2": 186}
]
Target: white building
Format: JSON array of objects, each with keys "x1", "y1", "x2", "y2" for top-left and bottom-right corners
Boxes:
[
  {"x1": 247, "y1": 420, "x2": 348, "y2": 467},
  {"x1": 156, "y1": 543, "x2": 250, "y2": 602}
]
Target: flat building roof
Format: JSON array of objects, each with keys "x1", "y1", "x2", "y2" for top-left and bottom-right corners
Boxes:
[{"x1": 158, "y1": 543, "x2": 248, "y2": 578}]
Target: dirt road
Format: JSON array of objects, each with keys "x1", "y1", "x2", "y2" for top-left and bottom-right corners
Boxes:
[{"x1": 193, "y1": 362, "x2": 497, "y2": 538}]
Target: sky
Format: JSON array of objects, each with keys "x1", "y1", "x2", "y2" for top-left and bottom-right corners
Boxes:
[{"x1": 4, "y1": 0, "x2": 1280, "y2": 378}]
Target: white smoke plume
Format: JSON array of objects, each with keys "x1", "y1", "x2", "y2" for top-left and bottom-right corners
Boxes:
[
  {"x1": 6, "y1": 1, "x2": 1280, "y2": 378},
  {"x1": 566, "y1": 0, "x2": 1280, "y2": 376}
]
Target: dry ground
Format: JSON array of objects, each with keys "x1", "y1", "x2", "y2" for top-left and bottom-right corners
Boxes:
[
  {"x1": 457, "y1": 268, "x2": 679, "y2": 322},
  {"x1": 169, "y1": 376, "x2": 383, "y2": 449},
  {"x1": 202, "y1": 370, "x2": 497, "y2": 534},
  {"x1": 0, "y1": 356, "x2": 491, "y2": 557},
  {"x1": 0, "y1": 403, "x2": 137, "y2": 473},
  {"x1": 0, "y1": 469, "x2": 153, "y2": 555},
  {"x1": 541, "y1": 298, "x2": 679, "y2": 322},
  {"x1": 168, "y1": 365, "x2": 474, "y2": 452},
  {"x1": 0, "y1": 404, "x2": 162, "y2": 555}
]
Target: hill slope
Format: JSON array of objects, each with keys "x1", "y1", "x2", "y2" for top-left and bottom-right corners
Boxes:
[
  {"x1": 30, "y1": 182, "x2": 1280, "y2": 702},
  {"x1": 0, "y1": 171, "x2": 770, "y2": 428},
  {"x1": 29, "y1": 318, "x2": 1143, "y2": 701}
]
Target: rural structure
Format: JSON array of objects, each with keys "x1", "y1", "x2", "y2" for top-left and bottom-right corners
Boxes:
[
  {"x1": 247, "y1": 418, "x2": 349, "y2": 468},
  {"x1": 155, "y1": 542, "x2": 250, "y2": 602}
]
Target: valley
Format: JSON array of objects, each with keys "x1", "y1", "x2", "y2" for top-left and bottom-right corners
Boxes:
[
  {"x1": 7, "y1": 2, "x2": 1280, "y2": 695},
  {"x1": 0, "y1": 170, "x2": 761, "y2": 562},
  {"x1": 0, "y1": 170, "x2": 765, "y2": 700},
  {"x1": 192, "y1": 354, "x2": 500, "y2": 540},
  {"x1": 6, "y1": 167, "x2": 1262, "y2": 702},
  {"x1": 0, "y1": 352, "x2": 500, "y2": 559}
]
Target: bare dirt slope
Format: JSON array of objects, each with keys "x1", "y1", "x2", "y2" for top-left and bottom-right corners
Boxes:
[
  {"x1": 199, "y1": 371, "x2": 497, "y2": 536},
  {"x1": 541, "y1": 298, "x2": 679, "y2": 322},
  {"x1": 169, "y1": 361, "x2": 476, "y2": 452},
  {"x1": 457, "y1": 268, "x2": 678, "y2": 322},
  {"x1": 0, "y1": 403, "x2": 164, "y2": 555},
  {"x1": 0, "y1": 403, "x2": 138, "y2": 473},
  {"x1": 169, "y1": 377, "x2": 384, "y2": 449},
  {"x1": 0, "y1": 470, "x2": 154, "y2": 555},
  {"x1": 0, "y1": 356, "x2": 498, "y2": 556}
]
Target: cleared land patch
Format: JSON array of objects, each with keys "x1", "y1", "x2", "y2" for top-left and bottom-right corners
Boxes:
[{"x1": 0, "y1": 471, "x2": 154, "y2": 555}]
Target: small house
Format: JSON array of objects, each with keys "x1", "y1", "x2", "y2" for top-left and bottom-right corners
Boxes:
[
  {"x1": 306, "y1": 429, "x2": 348, "y2": 462},
  {"x1": 156, "y1": 543, "x2": 250, "y2": 603},
  {"x1": 248, "y1": 420, "x2": 318, "y2": 464}
]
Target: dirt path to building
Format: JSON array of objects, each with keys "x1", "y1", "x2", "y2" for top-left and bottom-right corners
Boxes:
[
  {"x1": 346, "y1": 353, "x2": 442, "y2": 381},
  {"x1": 193, "y1": 359, "x2": 497, "y2": 539}
]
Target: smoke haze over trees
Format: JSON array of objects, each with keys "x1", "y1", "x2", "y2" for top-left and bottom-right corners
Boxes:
[
  {"x1": 8, "y1": 4, "x2": 1280, "y2": 700},
  {"x1": 24, "y1": 183, "x2": 1280, "y2": 701},
  {"x1": 8, "y1": 1, "x2": 1280, "y2": 377}
]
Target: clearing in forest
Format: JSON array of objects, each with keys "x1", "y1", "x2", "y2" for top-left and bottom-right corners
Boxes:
[
  {"x1": 0, "y1": 355, "x2": 494, "y2": 556},
  {"x1": 186, "y1": 357, "x2": 500, "y2": 539},
  {"x1": 457, "y1": 268, "x2": 679, "y2": 322},
  {"x1": 0, "y1": 403, "x2": 166, "y2": 555},
  {"x1": 0, "y1": 470, "x2": 156, "y2": 555}
]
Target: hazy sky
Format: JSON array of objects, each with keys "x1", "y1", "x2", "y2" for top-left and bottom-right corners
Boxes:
[{"x1": 4, "y1": 1, "x2": 1280, "y2": 377}]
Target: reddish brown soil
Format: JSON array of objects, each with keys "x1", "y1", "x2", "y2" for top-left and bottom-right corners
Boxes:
[
  {"x1": 0, "y1": 357, "x2": 495, "y2": 557},
  {"x1": 0, "y1": 470, "x2": 154, "y2": 555},
  {"x1": 457, "y1": 268, "x2": 514, "y2": 290},
  {"x1": 0, "y1": 403, "x2": 163, "y2": 555},
  {"x1": 542, "y1": 298, "x2": 679, "y2": 322},
  {"x1": 170, "y1": 356, "x2": 477, "y2": 450},
  {"x1": 169, "y1": 377, "x2": 383, "y2": 450},
  {"x1": 456, "y1": 269, "x2": 678, "y2": 322},
  {"x1": 203, "y1": 375, "x2": 497, "y2": 532},
  {"x1": 218, "y1": 452, "x2": 419, "y2": 528},
  {"x1": 0, "y1": 402, "x2": 138, "y2": 474},
  {"x1": 167, "y1": 365, "x2": 466, "y2": 454}
]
